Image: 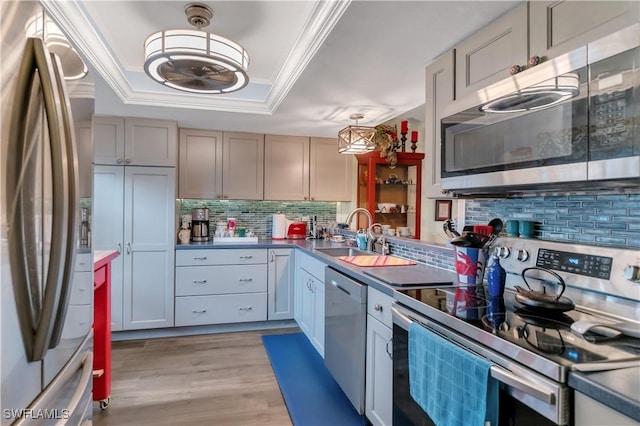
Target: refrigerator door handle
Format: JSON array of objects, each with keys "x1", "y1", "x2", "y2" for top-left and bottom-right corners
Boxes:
[
  {"x1": 6, "y1": 38, "x2": 70, "y2": 362},
  {"x1": 48, "y1": 51, "x2": 79, "y2": 350}
]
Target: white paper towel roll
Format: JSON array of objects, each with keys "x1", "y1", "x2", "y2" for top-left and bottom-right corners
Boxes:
[{"x1": 272, "y1": 213, "x2": 287, "y2": 240}]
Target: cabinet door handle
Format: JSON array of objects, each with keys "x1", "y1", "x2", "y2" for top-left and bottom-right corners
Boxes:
[
  {"x1": 303, "y1": 196, "x2": 308, "y2": 200},
  {"x1": 126, "y1": 242, "x2": 131, "y2": 254},
  {"x1": 270, "y1": 251, "x2": 275, "y2": 262},
  {"x1": 125, "y1": 158, "x2": 131, "y2": 164},
  {"x1": 117, "y1": 242, "x2": 122, "y2": 254},
  {"x1": 239, "y1": 306, "x2": 253, "y2": 312},
  {"x1": 239, "y1": 278, "x2": 253, "y2": 283},
  {"x1": 116, "y1": 158, "x2": 124, "y2": 164},
  {"x1": 239, "y1": 255, "x2": 253, "y2": 260},
  {"x1": 192, "y1": 309, "x2": 207, "y2": 314},
  {"x1": 216, "y1": 194, "x2": 222, "y2": 199},
  {"x1": 386, "y1": 337, "x2": 393, "y2": 359},
  {"x1": 193, "y1": 256, "x2": 207, "y2": 261},
  {"x1": 310, "y1": 196, "x2": 315, "y2": 201},
  {"x1": 223, "y1": 195, "x2": 228, "y2": 199},
  {"x1": 374, "y1": 303, "x2": 383, "y2": 312},
  {"x1": 193, "y1": 279, "x2": 207, "y2": 284}
]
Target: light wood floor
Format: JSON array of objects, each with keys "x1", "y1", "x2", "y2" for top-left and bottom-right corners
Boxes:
[{"x1": 92, "y1": 328, "x2": 297, "y2": 426}]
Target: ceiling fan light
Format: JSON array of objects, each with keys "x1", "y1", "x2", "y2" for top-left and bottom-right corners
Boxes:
[{"x1": 143, "y1": 5, "x2": 250, "y2": 94}]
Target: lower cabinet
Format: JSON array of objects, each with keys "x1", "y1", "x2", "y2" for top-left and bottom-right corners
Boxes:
[
  {"x1": 574, "y1": 391, "x2": 639, "y2": 426},
  {"x1": 294, "y1": 252, "x2": 325, "y2": 357},
  {"x1": 365, "y1": 287, "x2": 393, "y2": 426},
  {"x1": 267, "y1": 248, "x2": 295, "y2": 320},
  {"x1": 175, "y1": 249, "x2": 268, "y2": 326}
]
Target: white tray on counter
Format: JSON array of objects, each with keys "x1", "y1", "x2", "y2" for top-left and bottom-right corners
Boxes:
[{"x1": 213, "y1": 237, "x2": 259, "y2": 244}]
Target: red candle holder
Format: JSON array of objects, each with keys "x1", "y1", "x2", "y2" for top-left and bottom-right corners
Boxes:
[{"x1": 411, "y1": 131, "x2": 418, "y2": 152}]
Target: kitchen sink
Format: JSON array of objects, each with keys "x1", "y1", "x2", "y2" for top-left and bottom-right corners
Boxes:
[{"x1": 315, "y1": 247, "x2": 369, "y2": 257}]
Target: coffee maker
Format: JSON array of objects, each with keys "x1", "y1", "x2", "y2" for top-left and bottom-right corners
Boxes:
[{"x1": 191, "y1": 208, "x2": 210, "y2": 241}]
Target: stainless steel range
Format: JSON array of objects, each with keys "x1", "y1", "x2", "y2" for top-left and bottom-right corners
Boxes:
[{"x1": 392, "y1": 237, "x2": 640, "y2": 425}]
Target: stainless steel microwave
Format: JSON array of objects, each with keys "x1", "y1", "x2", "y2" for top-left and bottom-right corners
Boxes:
[{"x1": 440, "y1": 24, "x2": 640, "y2": 195}]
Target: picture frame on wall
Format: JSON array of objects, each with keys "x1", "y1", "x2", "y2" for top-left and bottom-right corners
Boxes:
[{"x1": 435, "y1": 199, "x2": 452, "y2": 221}]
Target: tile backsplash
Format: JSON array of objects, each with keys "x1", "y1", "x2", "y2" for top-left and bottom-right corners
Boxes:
[
  {"x1": 179, "y1": 199, "x2": 337, "y2": 238},
  {"x1": 465, "y1": 192, "x2": 639, "y2": 249}
]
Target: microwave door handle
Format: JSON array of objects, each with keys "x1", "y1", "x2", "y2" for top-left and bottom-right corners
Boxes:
[
  {"x1": 30, "y1": 37, "x2": 70, "y2": 361},
  {"x1": 47, "y1": 52, "x2": 79, "y2": 350}
]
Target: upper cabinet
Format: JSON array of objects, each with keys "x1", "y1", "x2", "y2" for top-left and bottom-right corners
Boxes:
[
  {"x1": 454, "y1": 3, "x2": 528, "y2": 100},
  {"x1": 530, "y1": 1, "x2": 640, "y2": 61},
  {"x1": 93, "y1": 116, "x2": 177, "y2": 167},
  {"x1": 309, "y1": 137, "x2": 352, "y2": 202},
  {"x1": 264, "y1": 134, "x2": 310, "y2": 200},
  {"x1": 178, "y1": 129, "x2": 264, "y2": 200},
  {"x1": 424, "y1": 50, "x2": 455, "y2": 199},
  {"x1": 264, "y1": 135, "x2": 352, "y2": 201}
]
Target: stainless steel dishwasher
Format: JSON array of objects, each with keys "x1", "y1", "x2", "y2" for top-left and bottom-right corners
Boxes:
[{"x1": 324, "y1": 267, "x2": 367, "y2": 415}]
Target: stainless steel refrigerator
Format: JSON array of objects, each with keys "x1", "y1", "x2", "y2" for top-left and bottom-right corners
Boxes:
[{"x1": 1, "y1": 2, "x2": 93, "y2": 424}]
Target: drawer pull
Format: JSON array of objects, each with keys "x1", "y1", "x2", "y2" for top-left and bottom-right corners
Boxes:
[
  {"x1": 192, "y1": 309, "x2": 207, "y2": 314},
  {"x1": 239, "y1": 255, "x2": 253, "y2": 260},
  {"x1": 374, "y1": 303, "x2": 383, "y2": 312},
  {"x1": 239, "y1": 306, "x2": 253, "y2": 312},
  {"x1": 193, "y1": 280, "x2": 207, "y2": 284},
  {"x1": 239, "y1": 278, "x2": 253, "y2": 283},
  {"x1": 193, "y1": 256, "x2": 207, "y2": 261}
]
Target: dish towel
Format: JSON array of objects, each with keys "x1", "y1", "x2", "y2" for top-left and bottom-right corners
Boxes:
[{"x1": 409, "y1": 322, "x2": 499, "y2": 426}]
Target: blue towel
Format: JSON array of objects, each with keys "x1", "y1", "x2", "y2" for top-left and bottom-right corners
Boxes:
[{"x1": 409, "y1": 322, "x2": 499, "y2": 426}]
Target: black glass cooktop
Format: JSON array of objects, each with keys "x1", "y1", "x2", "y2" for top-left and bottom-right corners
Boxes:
[{"x1": 395, "y1": 286, "x2": 640, "y2": 367}]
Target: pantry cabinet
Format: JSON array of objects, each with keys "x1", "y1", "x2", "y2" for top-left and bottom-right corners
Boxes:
[
  {"x1": 356, "y1": 151, "x2": 423, "y2": 239},
  {"x1": 264, "y1": 135, "x2": 352, "y2": 201},
  {"x1": 295, "y1": 252, "x2": 325, "y2": 357},
  {"x1": 178, "y1": 129, "x2": 264, "y2": 200},
  {"x1": 529, "y1": 1, "x2": 640, "y2": 61},
  {"x1": 267, "y1": 248, "x2": 295, "y2": 321},
  {"x1": 174, "y1": 249, "x2": 268, "y2": 326},
  {"x1": 93, "y1": 116, "x2": 177, "y2": 167},
  {"x1": 75, "y1": 120, "x2": 93, "y2": 198},
  {"x1": 93, "y1": 165, "x2": 175, "y2": 331},
  {"x1": 424, "y1": 50, "x2": 455, "y2": 199}
]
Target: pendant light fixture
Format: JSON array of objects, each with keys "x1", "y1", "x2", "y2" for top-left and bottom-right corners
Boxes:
[
  {"x1": 338, "y1": 113, "x2": 376, "y2": 154},
  {"x1": 143, "y1": 3, "x2": 249, "y2": 94}
]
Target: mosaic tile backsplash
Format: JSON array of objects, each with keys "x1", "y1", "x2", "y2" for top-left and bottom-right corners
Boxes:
[
  {"x1": 179, "y1": 199, "x2": 337, "y2": 238},
  {"x1": 465, "y1": 192, "x2": 640, "y2": 249}
]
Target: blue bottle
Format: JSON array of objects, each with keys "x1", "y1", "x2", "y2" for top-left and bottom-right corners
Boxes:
[{"x1": 486, "y1": 252, "x2": 506, "y2": 297}]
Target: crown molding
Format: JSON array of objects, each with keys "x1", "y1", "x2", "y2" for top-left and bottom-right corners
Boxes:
[{"x1": 43, "y1": 0, "x2": 350, "y2": 115}]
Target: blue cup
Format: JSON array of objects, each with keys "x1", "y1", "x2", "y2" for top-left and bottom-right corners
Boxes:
[
  {"x1": 506, "y1": 220, "x2": 519, "y2": 237},
  {"x1": 519, "y1": 220, "x2": 535, "y2": 238}
]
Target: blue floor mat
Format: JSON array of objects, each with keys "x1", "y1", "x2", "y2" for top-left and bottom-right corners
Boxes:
[{"x1": 262, "y1": 332, "x2": 366, "y2": 426}]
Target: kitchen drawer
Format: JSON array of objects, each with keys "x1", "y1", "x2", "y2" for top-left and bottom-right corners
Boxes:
[
  {"x1": 176, "y1": 249, "x2": 267, "y2": 266},
  {"x1": 175, "y1": 264, "x2": 267, "y2": 296},
  {"x1": 297, "y1": 252, "x2": 326, "y2": 281},
  {"x1": 367, "y1": 287, "x2": 393, "y2": 327},
  {"x1": 175, "y1": 293, "x2": 267, "y2": 326},
  {"x1": 75, "y1": 253, "x2": 92, "y2": 272},
  {"x1": 69, "y1": 271, "x2": 92, "y2": 305}
]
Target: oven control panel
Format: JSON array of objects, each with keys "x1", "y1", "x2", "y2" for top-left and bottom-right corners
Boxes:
[{"x1": 536, "y1": 248, "x2": 612, "y2": 279}]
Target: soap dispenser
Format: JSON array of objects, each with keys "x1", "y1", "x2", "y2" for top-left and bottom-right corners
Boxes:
[{"x1": 486, "y1": 249, "x2": 506, "y2": 297}]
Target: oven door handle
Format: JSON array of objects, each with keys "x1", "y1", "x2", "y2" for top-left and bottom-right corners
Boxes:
[
  {"x1": 392, "y1": 306, "x2": 556, "y2": 405},
  {"x1": 489, "y1": 366, "x2": 555, "y2": 405}
]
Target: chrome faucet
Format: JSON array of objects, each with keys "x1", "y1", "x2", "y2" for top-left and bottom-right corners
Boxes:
[{"x1": 345, "y1": 208, "x2": 374, "y2": 251}]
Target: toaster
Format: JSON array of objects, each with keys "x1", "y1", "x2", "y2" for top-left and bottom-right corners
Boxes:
[{"x1": 287, "y1": 222, "x2": 307, "y2": 239}]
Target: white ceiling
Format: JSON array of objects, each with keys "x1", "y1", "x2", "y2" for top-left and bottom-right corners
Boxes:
[{"x1": 45, "y1": 1, "x2": 522, "y2": 138}]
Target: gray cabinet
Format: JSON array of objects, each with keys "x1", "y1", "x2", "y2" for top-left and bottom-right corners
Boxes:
[
  {"x1": 365, "y1": 287, "x2": 393, "y2": 426},
  {"x1": 294, "y1": 252, "x2": 325, "y2": 357},
  {"x1": 454, "y1": 3, "x2": 528, "y2": 100},
  {"x1": 93, "y1": 116, "x2": 177, "y2": 167},
  {"x1": 264, "y1": 134, "x2": 310, "y2": 200},
  {"x1": 424, "y1": 50, "x2": 455, "y2": 199},
  {"x1": 267, "y1": 248, "x2": 295, "y2": 320},
  {"x1": 74, "y1": 120, "x2": 93, "y2": 198},
  {"x1": 264, "y1": 135, "x2": 352, "y2": 201},
  {"x1": 93, "y1": 165, "x2": 176, "y2": 331},
  {"x1": 174, "y1": 249, "x2": 268, "y2": 326},
  {"x1": 574, "y1": 391, "x2": 638, "y2": 425},
  {"x1": 530, "y1": 1, "x2": 640, "y2": 61},
  {"x1": 178, "y1": 129, "x2": 264, "y2": 200}
]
